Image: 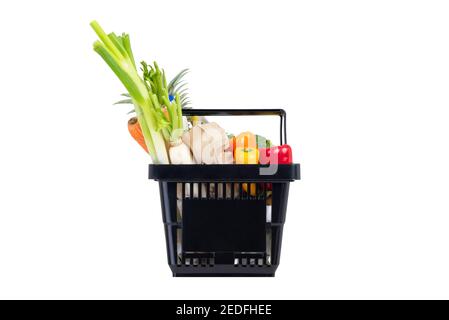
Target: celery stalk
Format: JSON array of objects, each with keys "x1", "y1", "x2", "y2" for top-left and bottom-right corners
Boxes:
[{"x1": 175, "y1": 93, "x2": 183, "y2": 129}]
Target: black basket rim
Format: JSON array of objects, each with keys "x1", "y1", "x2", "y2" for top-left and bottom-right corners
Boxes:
[{"x1": 148, "y1": 164, "x2": 300, "y2": 182}]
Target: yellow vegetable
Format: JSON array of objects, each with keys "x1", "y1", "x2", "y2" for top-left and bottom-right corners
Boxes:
[
  {"x1": 235, "y1": 147, "x2": 259, "y2": 164},
  {"x1": 235, "y1": 147, "x2": 259, "y2": 196}
]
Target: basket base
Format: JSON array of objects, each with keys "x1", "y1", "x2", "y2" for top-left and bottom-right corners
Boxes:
[
  {"x1": 170, "y1": 265, "x2": 278, "y2": 277},
  {"x1": 174, "y1": 273, "x2": 275, "y2": 277}
]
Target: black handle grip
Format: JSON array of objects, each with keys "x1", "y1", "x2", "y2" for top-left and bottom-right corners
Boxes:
[{"x1": 182, "y1": 109, "x2": 287, "y2": 145}]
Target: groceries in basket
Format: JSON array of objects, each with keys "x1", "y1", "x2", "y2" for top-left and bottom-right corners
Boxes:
[{"x1": 90, "y1": 21, "x2": 293, "y2": 166}]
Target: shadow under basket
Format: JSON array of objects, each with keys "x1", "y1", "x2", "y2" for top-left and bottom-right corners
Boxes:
[{"x1": 149, "y1": 164, "x2": 300, "y2": 277}]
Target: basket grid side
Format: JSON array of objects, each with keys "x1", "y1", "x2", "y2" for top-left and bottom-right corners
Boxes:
[{"x1": 171, "y1": 182, "x2": 277, "y2": 267}]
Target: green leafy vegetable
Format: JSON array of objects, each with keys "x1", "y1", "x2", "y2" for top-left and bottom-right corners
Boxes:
[{"x1": 141, "y1": 61, "x2": 184, "y2": 142}]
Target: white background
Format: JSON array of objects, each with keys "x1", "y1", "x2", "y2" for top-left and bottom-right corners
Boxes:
[{"x1": 0, "y1": 0, "x2": 448, "y2": 299}]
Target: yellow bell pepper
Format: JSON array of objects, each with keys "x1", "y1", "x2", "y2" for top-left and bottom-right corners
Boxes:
[
  {"x1": 235, "y1": 147, "x2": 259, "y2": 164},
  {"x1": 235, "y1": 147, "x2": 259, "y2": 196}
]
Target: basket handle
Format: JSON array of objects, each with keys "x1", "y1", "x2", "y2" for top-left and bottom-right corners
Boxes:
[{"x1": 181, "y1": 109, "x2": 287, "y2": 145}]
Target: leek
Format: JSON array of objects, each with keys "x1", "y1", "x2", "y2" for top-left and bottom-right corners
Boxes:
[{"x1": 90, "y1": 21, "x2": 169, "y2": 164}]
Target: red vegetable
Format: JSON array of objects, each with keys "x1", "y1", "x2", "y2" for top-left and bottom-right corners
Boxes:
[{"x1": 259, "y1": 145, "x2": 293, "y2": 164}]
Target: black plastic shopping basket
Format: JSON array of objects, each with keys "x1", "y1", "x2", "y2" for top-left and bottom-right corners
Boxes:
[{"x1": 148, "y1": 109, "x2": 300, "y2": 277}]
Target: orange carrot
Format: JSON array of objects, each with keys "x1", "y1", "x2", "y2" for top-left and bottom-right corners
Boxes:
[
  {"x1": 128, "y1": 117, "x2": 148, "y2": 153},
  {"x1": 162, "y1": 106, "x2": 170, "y2": 121}
]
